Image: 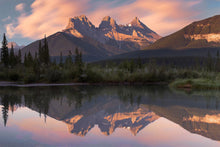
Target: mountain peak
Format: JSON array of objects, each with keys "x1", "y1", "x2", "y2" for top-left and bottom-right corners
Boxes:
[
  {"x1": 99, "y1": 16, "x2": 118, "y2": 30},
  {"x1": 102, "y1": 16, "x2": 115, "y2": 22},
  {"x1": 74, "y1": 15, "x2": 88, "y2": 22},
  {"x1": 66, "y1": 15, "x2": 95, "y2": 30},
  {"x1": 130, "y1": 17, "x2": 144, "y2": 28},
  {"x1": 132, "y1": 17, "x2": 140, "y2": 22}
]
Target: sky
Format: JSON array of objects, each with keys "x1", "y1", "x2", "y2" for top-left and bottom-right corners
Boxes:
[{"x1": 0, "y1": 0, "x2": 219, "y2": 46}]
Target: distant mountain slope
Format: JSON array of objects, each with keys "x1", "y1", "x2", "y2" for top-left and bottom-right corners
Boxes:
[
  {"x1": 8, "y1": 42, "x2": 24, "y2": 49},
  {"x1": 21, "y1": 32, "x2": 120, "y2": 61},
  {"x1": 147, "y1": 15, "x2": 220, "y2": 50},
  {"x1": 103, "y1": 15, "x2": 220, "y2": 61},
  {"x1": 106, "y1": 47, "x2": 220, "y2": 61},
  {"x1": 21, "y1": 15, "x2": 160, "y2": 62}
]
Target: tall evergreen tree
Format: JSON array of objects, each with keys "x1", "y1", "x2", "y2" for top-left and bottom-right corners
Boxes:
[
  {"x1": 9, "y1": 44, "x2": 16, "y2": 67},
  {"x1": 1, "y1": 33, "x2": 9, "y2": 67},
  {"x1": 24, "y1": 53, "x2": 28, "y2": 67},
  {"x1": 38, "y1": 36, "x2": 50, "y2": 65},
  {"x1": 59, "y1": 52, "x2": 63, "y2": 66},
  {"x1": 1, "y1": 96, "x2": 9, "y2": 127},
  {"x1": 216, "y1": 50, "x2": 220, "y2": 71},
  {"x1": 74, "y1": 48, "x2": 83, "y2": 75},
  {"x1": 27, "y1": 51, "x2": 33, "y2": 67},
  {"x1": 17, "y1": 49, "x2": 22, "y2": 64},
  {"x1": 137, "y1": 56, "x2": 142, "y2": 69},
  {"x1": 33, "y1": 52, "x2": 40, "y2": 79},
  {"x1": 38, "y1": 40, "x2": 43, "y2": 63},
  {"x1": 207, "y1": 50, "x2": 213, "y2": 71},
  {"x1": 74, "y1": 48, "x2": 82, "y2": 65},
  {"x1": 43, "y1": 35, "x2": 50, "y2": 65},
  {"x1": 65, "y1": 50, "x2": 73, "y2": 67}
]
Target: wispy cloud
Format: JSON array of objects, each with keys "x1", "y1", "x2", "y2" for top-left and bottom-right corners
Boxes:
[
  {"x1": 15, "y1": 3, "x2": 26, "y2": 13},
  {"x1": 2, "y1": 16, "x2": 11, "y2": 22},
  {"x1": 5, "y1": 23, "x2": 15, "y2": 38},
  {"x1": 7, "y1": 0, "x2": 202, "y2": 39}
]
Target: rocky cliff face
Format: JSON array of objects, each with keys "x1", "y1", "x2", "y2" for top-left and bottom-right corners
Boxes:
[
  {"x1": 22, "y1": 15, "x2": 160, "y2": 61},
  {"x1": 63, "y1": 15, "x2": 161, "y2": 51}
]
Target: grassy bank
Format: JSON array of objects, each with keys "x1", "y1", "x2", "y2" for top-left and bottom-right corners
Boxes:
[{"x1": 170, "y1": 78, "x2": 220, "y2": 90}]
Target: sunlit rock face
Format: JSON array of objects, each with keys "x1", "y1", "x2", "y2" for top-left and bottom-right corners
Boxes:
[
  {"x1": 21, "y1": 15, "x2": 160, "y2": 61},
  {"x1": 64, "y1": 15, "x2": 161, "y2": 51},
  {"x1": 147, "y1": 15, "x2": 220, "y2": 50},
  {"x1": 184, "y1": 33, "x2": 220, "y2": 43}
]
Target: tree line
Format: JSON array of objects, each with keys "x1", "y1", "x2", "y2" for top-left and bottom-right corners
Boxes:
[{"x1": 1, "y1": 32, "x2": 220, "y2": 84}]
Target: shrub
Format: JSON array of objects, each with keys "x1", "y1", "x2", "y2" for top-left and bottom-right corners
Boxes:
[
  {"x1": 9, "y1": 72, "x2": 20, "y2": 81},
  {"x1": 24, "y1": 74, "x2": 37, "y2": 84},
  {"x1": 46, "y1": 69, "x2": 62, "y2": 83},
  {"x1": 84, "y1": 69, "x2": 103, "y2": 83},
  {"x1": 0, "y1": 72, "x2": 7, "y2": 80}
]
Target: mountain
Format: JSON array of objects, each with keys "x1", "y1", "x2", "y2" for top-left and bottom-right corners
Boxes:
[
  {"x1": 21, "y1": 15, "x2": 160, "y2": 61},
  {"x1": 64, "y1": 15, "x2": 160, "y2": 51},
  {"x1": 104, "y1": 15, "x2": 220, "y2": 61},
  {"x1": 8, "y1": 42, "x2": 24, "y2": 50},
  {"x1": 147, "y1": 15, "x2": 220, "y2": 50}
]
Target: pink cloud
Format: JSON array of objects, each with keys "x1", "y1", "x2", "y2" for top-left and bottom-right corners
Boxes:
[
  {"x1": 8, "y1": 0, "x2": 201, "y2": 39},
  {"x1": 15, "y1": 3, "x2": 26, "y2": 12},
  {"x1": 88, "y1": 0, "x2": 201, "y2": 35}
]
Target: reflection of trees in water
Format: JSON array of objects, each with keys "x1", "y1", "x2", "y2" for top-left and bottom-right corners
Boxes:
[
  {"x1": 0, "y1": 91, "x2": 22, "y2": 126},
  {"x1": 1, "y1": 96, "x2": 8, "y2": 127},
  {"x1": 1, "y1": 86, "x2": 220, "y2": 127},
  {"x1": 0, "y1": 86, "x2": 101, "y2": 126}
]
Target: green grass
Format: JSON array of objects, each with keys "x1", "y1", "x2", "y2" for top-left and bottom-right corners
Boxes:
[{"x1": 170, "y1": 78, "x2": 220, "y2": 90}]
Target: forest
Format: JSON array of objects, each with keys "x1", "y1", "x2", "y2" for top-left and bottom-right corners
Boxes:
[{"x1": 1, "y1": 33, "x2": 220, "y2": 89}]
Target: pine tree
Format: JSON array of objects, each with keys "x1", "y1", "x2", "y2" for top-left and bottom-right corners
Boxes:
[
  {"x1": 137, "y1": 56, "x2": 142, "y2": 69},
  {"x1": 17, "y1": 49, "x2": 22, "y2": 64},
  {"x1": 38, "y1": 36, "x2": 50, "y2": 65},
  {"x1": 1, "y1": 96, "x2": 9, "y2": 127},
  {"x1": 1, "y1": 33, "x2": 9, "y2": 67},
  {"x1": 74, "y1": 48, "x2": 83, "y2": 75},
  {"x1": 43, "y1": 35, "x2": 50, "y2": 65},
  {"x1": 24, "y1": 53, "x2": 28, "y2": 67},
  {"x1": 65, "y1": 50, "x2": 73, "y2": 67},
  {"x1": 38, "y1": 40, "x2": 43, "y2": 64},
  {"x1": 9, "y1": 44, "x2": 16, "y2": 67},
  {"x1": 216, "y1": 50, "x2": 220, "y2": 71},
  {"x1": 33, "y1": 52, "x2": 40, "y2": 79},
  {"x1": 34, "y1": 52, "x2": 38, "y2": 60},
  {"x1": 207, "y1": 50, "x2": 213, "y2": 71},
  {"x1": 27, "y1": 51, "x2": 33, "y2": 67},
  {"x1": 59, "y1": 52, "x2": 63, "y2": 66},
  {"x1": 75, "y1": 48, "x2": 80, "y2": 64}
]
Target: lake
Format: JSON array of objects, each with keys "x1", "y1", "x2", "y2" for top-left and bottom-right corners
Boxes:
[{"x1": 0, "y1": 86, "x2": 220, "y2": 147}]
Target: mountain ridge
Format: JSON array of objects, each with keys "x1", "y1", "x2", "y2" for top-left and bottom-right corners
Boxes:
[
  {"x1": 21, "y1": 15, "x2": 160, "y2": 61},
  {"x1": 147, "y1": 15, "x2": 220, "y2": 50}
]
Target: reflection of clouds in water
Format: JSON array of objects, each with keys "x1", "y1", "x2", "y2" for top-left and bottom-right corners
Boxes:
[{"x1": 1, "y1": 86, "x2": 220, "y2": 146}]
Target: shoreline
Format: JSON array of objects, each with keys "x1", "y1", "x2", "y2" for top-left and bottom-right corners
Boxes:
[
  {"x1": 169, "y1": 78, "x2": 220, "y2": 90},
  {"x1": 0, "y1": 81, "x2": 168, "y2": 87}
]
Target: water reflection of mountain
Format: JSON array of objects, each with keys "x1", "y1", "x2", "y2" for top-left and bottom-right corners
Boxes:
[{"x1": 1, "y1": 86, "x2": 220, "y2": 140}]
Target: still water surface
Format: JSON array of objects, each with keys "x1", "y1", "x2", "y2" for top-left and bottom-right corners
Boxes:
[{"x1": 0, "y1": 86, "x2": 220, "y2": 147}]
